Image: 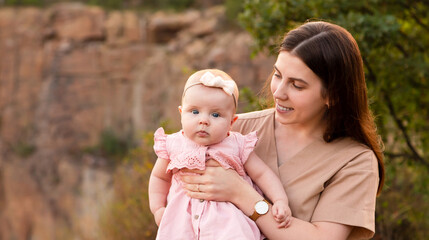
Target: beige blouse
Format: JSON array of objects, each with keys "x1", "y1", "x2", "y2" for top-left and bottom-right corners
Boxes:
[{"x1": 232, "y1": 109, "x2": 379, "y2": 240}]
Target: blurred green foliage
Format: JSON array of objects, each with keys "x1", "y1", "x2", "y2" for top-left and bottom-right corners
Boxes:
[
  {"x1": 3, "y1": 0, "x2": 43, "y2": 6},
  {"x1": 239, "y1": 86, "x2": 270, "y2": 112},
  {"x1": 98, "y1": 121, "x2": 176, "y2": 240},
  {"x1": 224, "y1": 0, "x2": 243, "y2": 22},
  {"x1": 12, "y1": 141, "x2": 36, "y2": 158},
  {"x1": 239, "y1": 0, "x2": 429, "y2": 239},
  {"x1": 1, "y1": 0, "x2": 195, "y2": 10},
  {"x1": 98, "y1": 131, "x2": 157, "y2": 240},
  {"x1": 84, "y1": 129, "x2": 133, "y2": 166},
  {"x1": 99, "y1": 130, "x2": 132, "y2": 158}
]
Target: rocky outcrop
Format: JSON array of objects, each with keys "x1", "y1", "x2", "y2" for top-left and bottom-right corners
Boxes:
[{"x1": 0, "y1": 3, "x2": 274, "y2": 239}]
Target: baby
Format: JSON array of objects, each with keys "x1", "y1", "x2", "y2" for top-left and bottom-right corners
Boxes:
[{"x1": 149, "y1": 69, "x2": 292, "y2": 239}]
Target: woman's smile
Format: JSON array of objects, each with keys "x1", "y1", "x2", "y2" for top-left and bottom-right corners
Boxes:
[{"x1": 276, "y1": 103, "x2": 294, "y2": 113}]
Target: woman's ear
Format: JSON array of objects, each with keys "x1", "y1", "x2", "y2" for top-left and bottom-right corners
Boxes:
[
  {"x1": 325, "y1": 97, "x2": 330, "y2": 109},
  {"x1": 178, "y1": 106, "x2": 182, "y2": 113},
  {"x1": 322, "y1": 88, "x2": 330, "y2": 108}
]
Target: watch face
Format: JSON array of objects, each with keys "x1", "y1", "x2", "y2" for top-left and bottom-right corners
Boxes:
[{"x1": 255, "y1": 200, "x2": 269, "y2": 214}]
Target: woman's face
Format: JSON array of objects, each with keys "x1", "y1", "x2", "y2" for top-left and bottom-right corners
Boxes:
[{"x1": 271, "y1": 51, "x2": 328, "y2": 129}]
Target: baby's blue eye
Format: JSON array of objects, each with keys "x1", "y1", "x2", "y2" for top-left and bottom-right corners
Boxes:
[
  {"x1": 211, "y1": 112, "x2": 220, "y2": 118},
  {"x1": 192, "y1": 110, "x2": 199, "y2": 114}
]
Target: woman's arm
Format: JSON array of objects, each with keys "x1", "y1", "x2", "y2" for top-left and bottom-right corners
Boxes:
[
  {"x1": 232, "y1": 178, "x2": 353, "y2": 239},
  {"x1": 181, "y1": 161, "x2": 353, "y2": 240},
  {"x1": 148, "y1": 157, "x2": 172, "y2": 226},
  {"x1": 244, "y1": 152, "x2": 291, "y2": 227}
]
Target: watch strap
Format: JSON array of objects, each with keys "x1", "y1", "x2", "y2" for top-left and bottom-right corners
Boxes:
[{"x1": 249, "y1": 199, "x2": 270, "y2": 221}]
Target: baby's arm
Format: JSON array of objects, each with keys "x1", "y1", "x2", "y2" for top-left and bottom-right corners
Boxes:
[
  {"x1": 244, "y1": 152, "x2": 292, "y2": 228},
  {"x1": 148, "y1": 157, "x2": 172, "y2": 226}
]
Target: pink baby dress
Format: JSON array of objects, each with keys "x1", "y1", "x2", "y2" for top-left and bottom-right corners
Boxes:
[{"x1": 153, "y1": 127, "x2": 262, "y2": 240}]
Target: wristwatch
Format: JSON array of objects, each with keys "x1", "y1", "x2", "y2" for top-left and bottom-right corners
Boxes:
[{"x1": 249, "y1": 199, "x2": 270, "y2": 221}]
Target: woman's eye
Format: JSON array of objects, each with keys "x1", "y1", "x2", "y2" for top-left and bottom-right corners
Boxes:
[
  {"x1": 274, "y1": 73, "x2": 281, "y2": 79},
  {"x1": 211, "y1": 113, "x2": 220, "y2": 118},
  {"x1": 191, "y1": 110, "x2": 199, "y2": 114},
  {"x1": 293, "y1": 82, "x2": 304, "y2": 90}
]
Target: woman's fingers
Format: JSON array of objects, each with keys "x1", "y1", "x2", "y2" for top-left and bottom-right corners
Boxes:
[
  {"x1": 186, "y1": 190, "x2": 211, "y2": 200},
  {"x1": 180, "y1": 161, "x2": 245, "y2": 202},
  {"x1": 181, "y1": 166, "x2": 219, "y2": 185},
  {"x1": 183, "y1": 183, "x2": 202, "y2": 192},
  {"x1": 181, "y1": 174, "x2": 205, "y2": 185},
  {"x1": 180, "y1": 159, "x2": 219, "y2": 174},
  {"x1": 180, "y1": 168, "x2": 205, "y2": 174},
  {"x1": 185, "y1": 183, "x2": 216, "y2": 200},
  {"x1": 205, "y1": 159, "x2": 221, "y2": 167}
]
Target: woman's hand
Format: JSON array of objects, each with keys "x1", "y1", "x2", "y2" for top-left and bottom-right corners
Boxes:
[{"x1": 180, "y1": 159, "x2": 247, "y2": 204}]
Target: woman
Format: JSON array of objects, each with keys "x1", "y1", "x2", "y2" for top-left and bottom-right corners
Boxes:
[{"x1": 181, "y1": 21, "x2": 385, "y2": 239}]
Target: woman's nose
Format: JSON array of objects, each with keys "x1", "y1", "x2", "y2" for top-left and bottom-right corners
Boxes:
[{"x1": 273, "y1": 82, "x2": 288, "y2": 100}]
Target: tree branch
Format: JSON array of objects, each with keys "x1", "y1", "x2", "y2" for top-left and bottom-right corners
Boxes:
[
  {"x1": 363, "y1": 56, "x2": 428, "y2": 168},
  {"x1": 362, "y1": 56, "x2": 376, "y2": 83},
  {"x1": 384, "y1": 152, "x2": 422, "y2": 161},
  {"x1": 398, "y1": 30, "x2": 425, "y2": 53},
  {"x1": 383, "y1": 92, "x2": 428, "y2": 168},
  {"x1": 407, "y1": 2, "x2": 429, "y2": 33}
]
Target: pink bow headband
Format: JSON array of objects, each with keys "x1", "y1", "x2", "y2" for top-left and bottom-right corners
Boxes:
[{"x1": 183, "y1": 71, "x2": 238, "y2": 107}]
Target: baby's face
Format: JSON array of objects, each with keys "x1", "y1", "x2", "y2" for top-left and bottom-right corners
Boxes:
[{"x1": 180, "y1": 85, "x2": 236, "y2": 146}]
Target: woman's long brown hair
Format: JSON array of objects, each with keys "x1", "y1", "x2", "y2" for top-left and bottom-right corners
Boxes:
[{"x1": 277, "y1": 21, "x2": 385, "y2": 194}]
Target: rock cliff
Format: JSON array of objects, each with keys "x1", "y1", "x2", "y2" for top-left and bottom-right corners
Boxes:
[{"x1": 0, "y1": 3, "x2": 274, "y2": 239}]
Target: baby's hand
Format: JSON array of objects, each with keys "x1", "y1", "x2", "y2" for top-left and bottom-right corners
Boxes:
[
  {"x1": 154, "y1": 207, "x2": 166, "y2": 226},
  {"x1": 271, "y1": 199, "x2": 292, "y2": 228}
]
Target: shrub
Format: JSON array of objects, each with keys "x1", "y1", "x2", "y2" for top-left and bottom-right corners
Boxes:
[
  {"x1": 12, "y1": 141, "x2": 36, "y2": 158},
  {"x1": 98, "y1": 130, "x2": 157, "y2": 240},
  {"x1": 84, "y1": 129, "x2": 133, "y2": 166}
]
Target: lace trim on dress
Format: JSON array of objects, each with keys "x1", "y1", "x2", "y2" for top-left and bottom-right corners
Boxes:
[{"x1": 167, "y1": 147, "x2": 208, "y2": 172}]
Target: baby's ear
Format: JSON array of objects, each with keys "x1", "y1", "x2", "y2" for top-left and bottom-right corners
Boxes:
[
  {"x1": 231, "y1": 115, "x2": 238, "y2": 125},
  {"x1": 178, "y1": 106, "x2": 182, "y2": 113}
]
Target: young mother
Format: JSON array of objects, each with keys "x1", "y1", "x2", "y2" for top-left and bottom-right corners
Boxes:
[{"x1": 181, "y1": 21, "x2": 385, "y2": 239}]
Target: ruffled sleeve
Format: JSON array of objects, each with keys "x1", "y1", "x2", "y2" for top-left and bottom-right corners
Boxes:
[
  {"x1": 241, "y1": 131, "x2": 258, "y2": 164},
  {"x1": 153, "y1": 127, "x2": 169, "y2": 160}
]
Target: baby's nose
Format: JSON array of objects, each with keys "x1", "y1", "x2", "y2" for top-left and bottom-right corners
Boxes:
[{"x1": 199, "y1": 116, "x2": 209, "y2": 125}]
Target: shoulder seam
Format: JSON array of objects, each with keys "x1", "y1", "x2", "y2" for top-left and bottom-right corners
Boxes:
[{"x1": 236, "y1": 109, "x2": 274, "y2": 120}]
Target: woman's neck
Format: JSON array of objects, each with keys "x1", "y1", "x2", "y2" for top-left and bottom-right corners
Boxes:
[
  {"x1": 274, "y1": 120, "x2": 326, "y2": 165},
  {"x1": 274, "y1": 119, "x2": 326, "y2": 143}
]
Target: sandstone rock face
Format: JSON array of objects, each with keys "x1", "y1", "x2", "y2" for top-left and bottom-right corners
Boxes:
[{"x1": 0, "y1": 3, "x2": 274, "y2": 239}]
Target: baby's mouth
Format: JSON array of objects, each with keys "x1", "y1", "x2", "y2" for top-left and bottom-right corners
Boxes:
[{"x1": 196, "y1": 130, "x2": 209, "y2": 137}]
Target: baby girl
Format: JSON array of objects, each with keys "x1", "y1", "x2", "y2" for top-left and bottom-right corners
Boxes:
[{"x1": 149, "y1": 69, "x2": 292, "y2": 239}]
